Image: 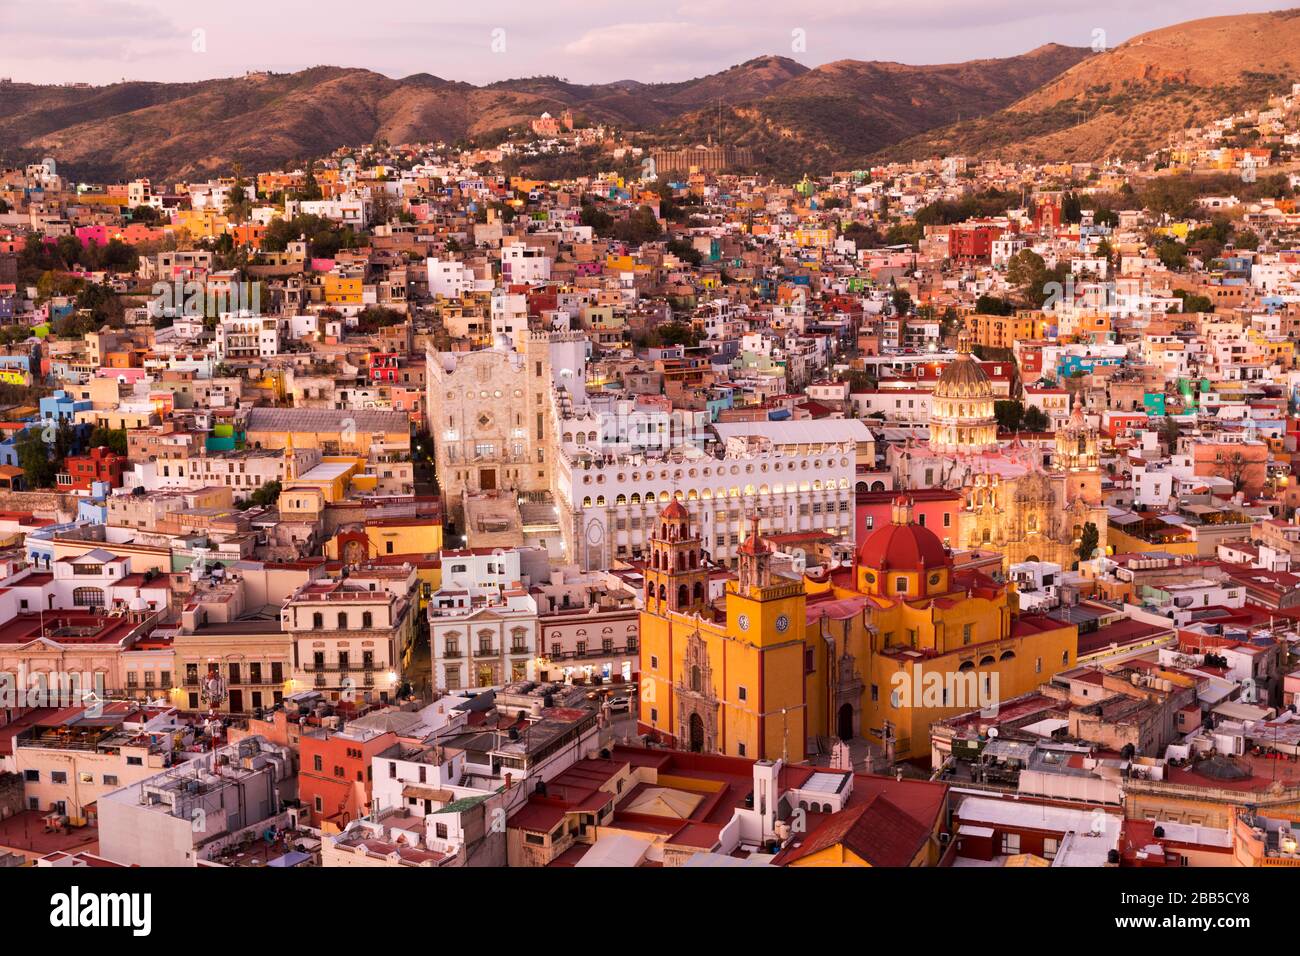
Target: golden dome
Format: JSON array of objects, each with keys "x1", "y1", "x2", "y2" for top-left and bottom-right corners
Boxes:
[{"x1": 933, "y1": 334, "x2": 992, "y2": 401}]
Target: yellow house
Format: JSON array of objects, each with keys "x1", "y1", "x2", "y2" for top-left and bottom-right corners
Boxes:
[
  {"x1": 282, "y1": 458, "x2": 360, "y2": 504},
  {"x1": 173, "y1": 208, "x2": 229, "y2": 240},
  {"x1": 322, "y1": 274, "x2": 364, "y2": 306},
  {"x1": 324, "y1": 518, "x2": 443, "y2": 562}
]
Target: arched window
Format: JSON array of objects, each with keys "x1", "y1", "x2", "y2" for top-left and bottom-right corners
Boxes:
[
  {"x1": 337, "y1": 613, "x2": 348, "y2": 629},
  {"x1": 73, "y1": 587, "x2": 104, "y2": 607},
  {"x1": 313, "y1": 612, "x2": 323, "y2": 628},
  {"x1": 999, "y1": 651, "x2": 1016, "y2": 661},
  {"x1": 677, "y1": 584, "x2": 689, "y2": 607},
  {"x1": 658, "y1": 584, "x2": 666, "y2": 601},
  {"x1": 693, "y1": 581, "x2": 704, "y2": 602},
  {"x1": 362, "y1": 612, "x2": 373, "y2": 629},
  {"x1": 691, "y1": 666, "x2": 701, "y2": 693}
]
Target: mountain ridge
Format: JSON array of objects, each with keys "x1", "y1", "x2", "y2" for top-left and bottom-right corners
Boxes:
[{"x1": 5, "y1": 9, "x2": 1300, "y2": 181}]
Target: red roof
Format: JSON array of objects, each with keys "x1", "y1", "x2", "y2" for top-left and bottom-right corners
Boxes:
[
  {"x1": 857, "y1": 520, "x2": 950, "y2": 572},
  {"x1": 777, "y1": 792, "x2": 932, "y2": 867}
]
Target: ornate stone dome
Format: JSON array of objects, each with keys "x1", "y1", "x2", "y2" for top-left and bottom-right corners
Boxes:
[
  {"x1": 929, "y1": 332, "x2": 998, "y2": 454},
  {"x1": 933, "y1": 345, "x2": 994, "y2": 402}
]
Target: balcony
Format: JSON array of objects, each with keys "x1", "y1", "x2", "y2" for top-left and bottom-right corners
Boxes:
[{"x1": 543, "y1": 646, "x2": 637, "y2": 662}]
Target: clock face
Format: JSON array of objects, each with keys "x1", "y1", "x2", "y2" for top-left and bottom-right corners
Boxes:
[
  {"x1": 737, "y1": 614, "x2": 750, "y2": 632},
  {"x1": 775, "y1": 614, "x2": 790, "y2": 633}
]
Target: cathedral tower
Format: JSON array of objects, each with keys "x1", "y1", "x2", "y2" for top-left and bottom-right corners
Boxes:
[
  {"x1": 643, "y1": 498, "x2": 708, "y2": 616},
  {"x1": 1054, "y1": 393, "x2": 1101, "y2": 505}
]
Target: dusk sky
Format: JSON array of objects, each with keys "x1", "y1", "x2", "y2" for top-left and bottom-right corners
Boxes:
[{"x1": 3, "y1": 0, "x2": 1296, "y2": 87}]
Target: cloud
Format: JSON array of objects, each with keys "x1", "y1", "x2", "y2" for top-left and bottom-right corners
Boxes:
[{"x1": 2, "y1": 0, "x2": 1293, "y2": 85}]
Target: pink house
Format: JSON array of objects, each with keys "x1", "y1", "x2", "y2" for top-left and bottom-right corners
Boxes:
[
  {"x1": 856, "y1": 489, "x2": 963, "y2": 548},
  {"x1": 76, "y1": 224, "x2": 110, "y2": 247}
]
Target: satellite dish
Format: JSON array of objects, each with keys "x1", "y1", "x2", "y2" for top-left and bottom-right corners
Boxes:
[{"x1": 987, "y1": 727, "x2": 999, "y2": 739}]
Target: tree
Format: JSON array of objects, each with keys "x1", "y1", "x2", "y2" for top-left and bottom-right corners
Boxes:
[
  {"x1": 88, "y1": 426, "x2": 128, "y2": 456},
  {"x1": 612, "y1": 206, "x2": 662, "y2": 246},
  {"x1": 666, "y1": 238, "x2": 702, "y2": 266},
  {"x1": 16, "y1": 425, "x2": 64, "y2": 489},
  {"x1": 1006, "y1": 250, "x2": 1066, "y2": 308},
  {"x1": 975, "y1": 295, "x2": 1014, "y2": 316},
  {"x1": 1077, "y1": 521, "x2": 1099, "y2": 564},
  {"x1": 1160, "y1": 416, "x2": 1181, "y2": 451},
  {"x1": 240, "y1": 480, "x2": 282, "y2": 510},
  {"x1": 994, "y1": 400, "x2": 1024, "y2": 431},
  {"x1": 1022, "y1": 405, "x2": 1050, "y2": 432},
  {"x1": 1153, "y1": 238, "x2": 1188, "y2": 271},
  {"x1": 1172, "y1": 289, "x2": 1214, "y2": 314},
  {"x1": 1234, "y1": 230, "x2": 1260, "y2": 251},
  {"x1": 579, "y1": 202, "x2": 614, "y2": 234},
  {"x1": 1215, "y1": 451, "x2": 1251, "y2": 493},
  {"x1": 890, "y1": 289, "x2": 913, "y2": 316}
]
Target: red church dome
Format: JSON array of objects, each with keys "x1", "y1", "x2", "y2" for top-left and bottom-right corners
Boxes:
[
  {"x1": 857, "y1": 498, "x2": 951, "y2": 572},
  {"x1": 660, "y1": 498, "x2": 688, "y2": 520}
]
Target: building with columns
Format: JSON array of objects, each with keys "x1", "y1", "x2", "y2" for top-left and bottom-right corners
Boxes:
[{"x1": 554, "y1": 419, "x2": 865, "y2": 571}]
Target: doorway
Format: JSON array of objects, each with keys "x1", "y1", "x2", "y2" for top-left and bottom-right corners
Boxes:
[
  {"x1": 689, "y1": 713, "x2": 704, "y2": 752},
  {"x1": 838, "y1": 703, "x2": 854, "y2": 742},
  {"x1": 479, "y1": 468, "x2": 496, "y2": 491}
]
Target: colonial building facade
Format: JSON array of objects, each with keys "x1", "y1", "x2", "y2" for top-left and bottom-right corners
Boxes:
[
  {"x1": 888, "y1": 335, "x2": 1107, "y2": 569},
  {"x1": 639, "y1": 496, "x2": 1079, "y2": 762}
]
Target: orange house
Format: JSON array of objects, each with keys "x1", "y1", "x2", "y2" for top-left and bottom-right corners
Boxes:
[{"x1": 298, "y1": 727, "x2": 399, "y2": 830}]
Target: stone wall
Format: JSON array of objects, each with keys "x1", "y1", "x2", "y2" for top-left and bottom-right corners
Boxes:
[{"x1": 0, "y1": 490, "x2": 81, "y2": 522}]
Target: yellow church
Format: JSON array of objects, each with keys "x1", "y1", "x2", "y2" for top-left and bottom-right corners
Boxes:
[{"x1": 638, "y1": 496, "x2": 1077, "y2": 763}]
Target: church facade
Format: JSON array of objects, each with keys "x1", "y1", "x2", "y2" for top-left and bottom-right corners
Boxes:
[
  {"x1": 638, "y1": 494, "x2": 1078, "y2": 763},
  {"x1": 888, "y1": 334, "x2": 1108, "y2": 570}
]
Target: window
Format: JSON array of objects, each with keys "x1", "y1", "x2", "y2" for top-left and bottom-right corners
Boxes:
[
  {"x1": 313, "y1": 755, "x2": 323, "y2": 772},
  {"x1": 963, "y1": 623, "x2": 973, "y2": 645},
  {"x1": 52, "y1": 771, "x2": 68, "y2": 784},
  {"x1": 337, "y1": 613, "x2": 348, "y2": 629},
  {"x1": 1043, "y1": 837, "x2": 1059, "y2": 860},
  {"x1": 1000, "y1": 833, "x2": 1021, "y2": 854},
  {"x1": 435, "y1": 822, "x2": 448, "y2": 840}
]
